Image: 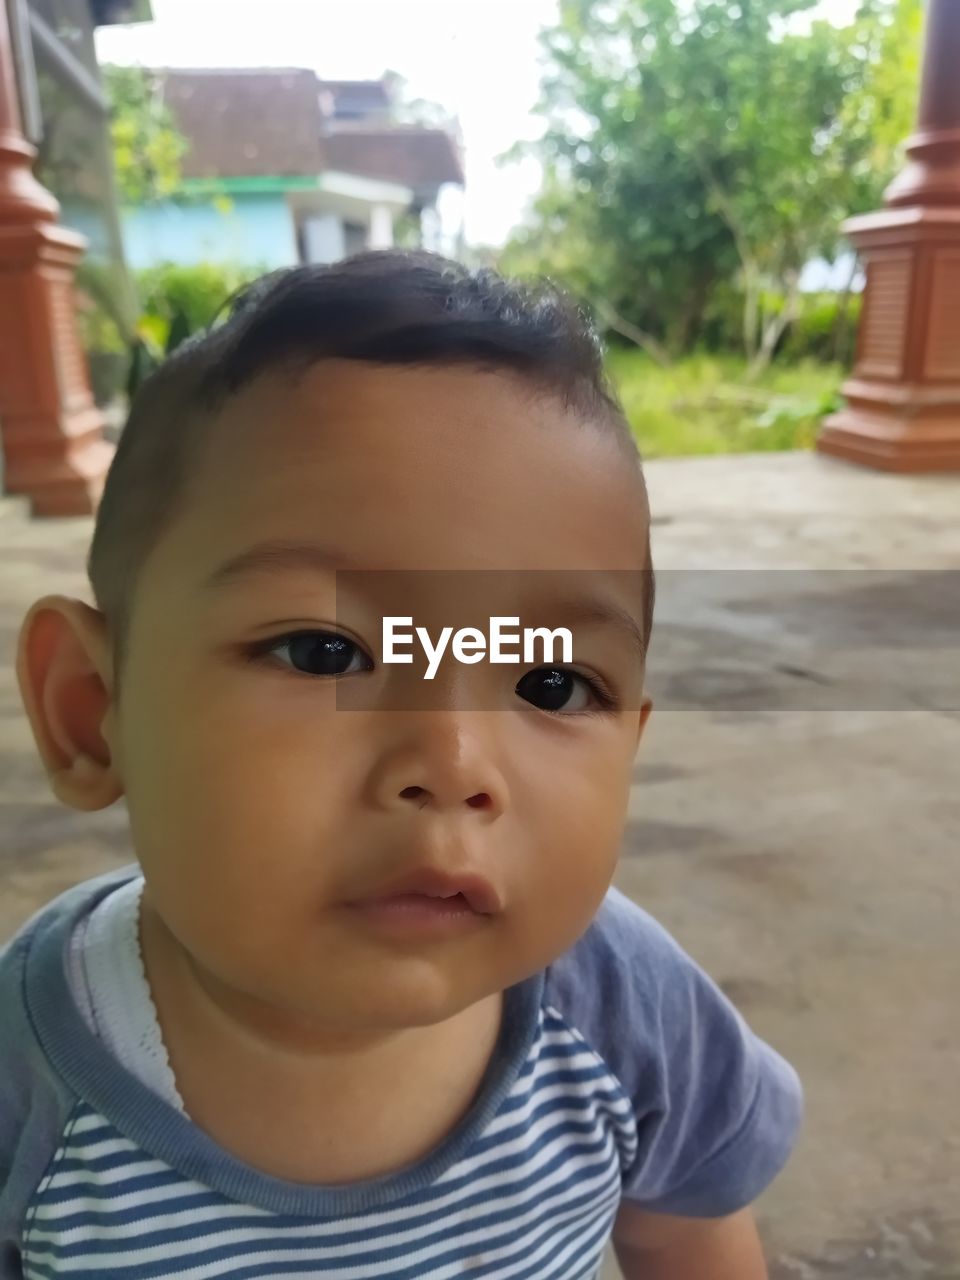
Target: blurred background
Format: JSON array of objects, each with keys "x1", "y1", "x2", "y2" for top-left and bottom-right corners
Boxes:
[
  {"x1": 22, "y1": 0, "x2": 926, "y2": 444},
  {"x1": 1, "y1": 2, "x2": 958, "y2": 1278}
]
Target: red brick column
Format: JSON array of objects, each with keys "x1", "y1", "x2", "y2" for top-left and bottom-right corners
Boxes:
[
  {"x1": 0, "y1": 0, "x2": 113, "y2": 515},
  {"x1": 817, "y1": 0, "x2": 960, "y2": 472}
]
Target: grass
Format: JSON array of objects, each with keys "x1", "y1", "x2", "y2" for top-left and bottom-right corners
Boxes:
[{"x1": 605, "y1": 350, "x2": 845, "y2": 458}]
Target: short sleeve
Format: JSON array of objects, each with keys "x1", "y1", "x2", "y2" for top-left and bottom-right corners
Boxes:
[
  {"x1": 0, "y1": 928, "x2": 78, "y2": 1269},
  {"x1": 545, "y1": 887, "x2": 804, "y2": 1218}
]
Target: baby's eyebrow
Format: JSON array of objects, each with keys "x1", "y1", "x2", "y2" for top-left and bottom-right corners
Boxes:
[
  {"x1": 202, "y1": 551, "x2": 649, "y2": 655},
  {"x1": 550, "y1": 597, "x2": 649, "y2": 660},
  {"x1": 203, "y1": 540, "x2": 358, "y2": 588}
]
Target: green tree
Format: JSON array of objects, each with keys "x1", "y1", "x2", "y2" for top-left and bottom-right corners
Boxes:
[
  {"x1": 838, "y1": 0, "x2": 924, "y2": 207},
  {"x1": 504, "y1": 0, "x2": 922, "y2": 371},
  {"x1": 102, "y1": 65, "x2": 188, "y2": 204},
  {"x1": 502, "y1": 0, "x2": 740, "y2": 358},
  {"x1": 667, "y1": 4, "x2": 861, "y2": 373}
]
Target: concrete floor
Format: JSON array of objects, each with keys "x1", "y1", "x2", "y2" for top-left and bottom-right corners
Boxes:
[{"x1": 2, "y1": 452, "x2": 958, "y2": 1278}]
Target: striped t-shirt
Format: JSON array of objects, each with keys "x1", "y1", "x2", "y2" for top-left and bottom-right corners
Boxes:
[{"x1": 0, "y1": 870, "x2": 803, "y2": 1279}]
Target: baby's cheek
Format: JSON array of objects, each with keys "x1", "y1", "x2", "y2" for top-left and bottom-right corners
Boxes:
[
  {"x1": 540, "y1": 750, "x2": 631, "y2": 860},
  {"x1": 125, "y1": 713, "x2": 346, "y2": 927},
  {"x1": 516, "y1": 811, "x2": 623, "y2": 955}
]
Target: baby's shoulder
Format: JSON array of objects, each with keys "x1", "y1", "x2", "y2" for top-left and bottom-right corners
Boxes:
[
  {"x1": 542, "y1": 891, "x2": 804, "y2": 1217},
  {"x1": 546, "y1": 887, "x2": 704, "y2": 1018},
  {"x1": 0, "y1": 869, "x2": 138, "y2": 1159},
  {"x1": 543, "y1": 888, "x2": 742, "y2": 1091},
  {"x1": 0, "y1": 888, "x2": 87, "y2": 1248}
]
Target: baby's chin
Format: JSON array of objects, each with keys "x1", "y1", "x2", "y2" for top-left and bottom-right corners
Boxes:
[
  {"x1": 193, "y1": 941, "x2": 508, "y2": 1039},
  {"x1": 298, "y1": 961, "x2": 506, "y2": 1032}
]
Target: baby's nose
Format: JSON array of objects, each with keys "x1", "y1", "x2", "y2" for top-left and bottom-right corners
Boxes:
[
  {"x1": 397, "y1": 784, "x2": 495, "y2": 812},
  {"x1": 369, "y1": 713, "x2": 509, "y2": 817}
]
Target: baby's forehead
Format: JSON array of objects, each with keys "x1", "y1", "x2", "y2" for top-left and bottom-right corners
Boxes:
[
  {"x1": 199, "y1": 360, "x2": 645, "y2": 513},
  {"x1": 209, "y1": 358, "x2": 630, "y2": 451},
  {"x1": 145, "y1": 370, "x2": 654, "y2": 665},
  {"x1": 165, "y1": 363, "x2": 651, "y2": 615}
]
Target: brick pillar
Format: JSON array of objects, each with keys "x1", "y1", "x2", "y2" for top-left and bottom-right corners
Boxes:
[
  {"x1": 0, "y1": 0, "x2": 113, "y2": 515},
  {"x1": 817, "y1": 0, "x2": 960, "y2": 472}
]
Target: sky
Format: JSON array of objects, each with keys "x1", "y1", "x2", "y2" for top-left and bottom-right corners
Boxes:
[{"x1": 95, "y1": 0, "x2": 861, "y2": 248}]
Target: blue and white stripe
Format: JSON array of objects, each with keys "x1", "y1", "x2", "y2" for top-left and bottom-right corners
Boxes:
[{"x1": 23, "y1": 1008, "x2": 638, "y2": 1279}]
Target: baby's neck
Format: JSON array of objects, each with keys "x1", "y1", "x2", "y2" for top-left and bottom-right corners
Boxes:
[{"x1": 138, "y1": 898, "x2": 504, "y2": 1184}]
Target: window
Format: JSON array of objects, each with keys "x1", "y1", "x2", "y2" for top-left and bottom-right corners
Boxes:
[{"x1": 343, "y1": 221, "x2": 368, "y2": 257}]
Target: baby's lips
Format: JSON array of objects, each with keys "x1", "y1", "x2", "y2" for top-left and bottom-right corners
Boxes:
[{"x1": 350, "y1": 866, "x2": 503, "y2": 915}]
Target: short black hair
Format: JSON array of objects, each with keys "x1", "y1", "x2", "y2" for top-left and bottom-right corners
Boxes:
[{"x1": 88, "y1": 250, "x2": 648, "y2": 657}]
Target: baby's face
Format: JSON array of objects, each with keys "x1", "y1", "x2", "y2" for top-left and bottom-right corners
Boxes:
[{"x1": 112, "y1": 362, "x2": 652, "y2": 1031}]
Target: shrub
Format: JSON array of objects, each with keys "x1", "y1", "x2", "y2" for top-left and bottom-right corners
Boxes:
[
  {"x1": 605, "y1": 349, "x2": 844, "y2": 457},
  {"x1": 696, "y1": 285, "x2": 862, "y2": 366},
  {"x1": 125, "y1": 262, "x2": 268, "y2": 397},
  {"x1": 74, "y1": 261, "x2": 268, "y2": 405},
  {"x1": 134, "y1": 261, "x2": 267, "y2": 342},
  {"x1": 782, "y1": 293, "x2": 862, "y2": 365}
]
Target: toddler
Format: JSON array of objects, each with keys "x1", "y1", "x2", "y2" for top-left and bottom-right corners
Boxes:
[{"x1": 1, "y1": 252, "x2": 801, "y2": 1278}]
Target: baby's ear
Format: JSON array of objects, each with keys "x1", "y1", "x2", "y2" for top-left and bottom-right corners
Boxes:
[
  {"x1": 635, "y1": 694, "x2": 653, "y2": 749},
  {"x1": 16, "y1": 596, "x2": 123, "y2": 811}
]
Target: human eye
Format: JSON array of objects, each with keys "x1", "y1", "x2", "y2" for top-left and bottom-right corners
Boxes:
[
  {"x1": 250, "y1": 630, "x2": 373, "y2": 677},
  {"x1": 515, "y1": 666, "x2": 618, "y2": 715}
]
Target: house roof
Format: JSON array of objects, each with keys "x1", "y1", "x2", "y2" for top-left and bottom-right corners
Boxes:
[
  {"x1": 163, "y1": 69, "x2": 324, "y2": 179},
  {"x1": 320, "y1": 128, "x2": 464, "y2": 191},
  {"x1": 161, "y1": 69, "x2": 464, "y2": 191}
]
